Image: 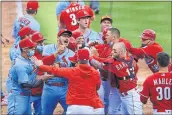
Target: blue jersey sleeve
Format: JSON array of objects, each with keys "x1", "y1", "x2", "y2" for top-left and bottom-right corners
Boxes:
[
  {"x1": 15, "y1": 65, "x2": 29, "y2": 84},
  {"x1": 12, "y1": 18, "x2": 20, "y2": 39},
  {"x1": 42, "y1": 44, "x2": 55, "y2": 56},
  {"x1": 29, "y1": 20, "x2": 40, "y2": 32},
  {"x1": 56, "y1": 2, "x2": 67, "y2": 16},
  {"x1": 88, "y1": 31, "x2": 104, "y2": 44}
]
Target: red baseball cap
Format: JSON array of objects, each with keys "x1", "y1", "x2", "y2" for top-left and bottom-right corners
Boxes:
[
  {"x1": 27, "y1": 0, "x2": 39, "y2": 10},
  {"x1": 31, "y1": 32, "x2": 46, "y2": 43},
  {"x1": 57, "y1": 29, "x2": 72, "y2": 37},
  {"x1": 72, "y1": 32, "x2": 82, "y2": 39},
  {"x1": 69, "y1": 53, "x2": 78, "y2": 63},
  {"x1": 18, "y1": 26, "x2": 32, "y2": 37},
  {"x1": 77, "y1": 49, "x2": 90, "y2": 61},
  {"x1": 76, "y1": 10, "x2": 91, "y2": 19},
  {"x1": 19, "y1": 37, "x2": 36, "y2": 49},
  {"x1": 139, "y1": 29, "x2": 156, "y2": 40}
]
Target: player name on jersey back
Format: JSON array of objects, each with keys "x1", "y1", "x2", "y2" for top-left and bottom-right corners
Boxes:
[
  {"x1": 115, "y1": 62, "x2": 128, "y2": 71},
  {"x1": 66, "y1": 5, "x2": 85, "y2": 14},
  {"x1": 153, "y1": 77, "x2": 172, "y2": 85},
  {"x1": 18, "y1": 17, "x2": 30, "y2": 26}
]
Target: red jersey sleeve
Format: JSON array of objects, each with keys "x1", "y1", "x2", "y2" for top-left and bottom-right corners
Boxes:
[
  {"x1": 42, "y1": 54, "x2": 56, "y2": 65},
  {"x1": 39, "y1": 65, "x2": 74, "y2": 79},
  {"x1": 140, "y1": 76, "x2": 151, "y2": 104}
]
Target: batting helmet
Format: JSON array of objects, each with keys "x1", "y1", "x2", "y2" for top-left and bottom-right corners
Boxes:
[
  {"x1": 27, "y1": 0, "x2": 39, "y2": 10},
  {"x1": 19, "y1": 37, "x2": 36, "y2": 49},
  {"x1": 31, "y1": 32, "x2": 46, "y2": 43},
  {"x1": 139, "y1": 29, "x2": 156, "y2": 40},
  {"x1": 76, "y1": 10, "x2": 91, "y2": 19},
  {"x1": 18, "y1": 26, "x2": 32, "y2": 38}
]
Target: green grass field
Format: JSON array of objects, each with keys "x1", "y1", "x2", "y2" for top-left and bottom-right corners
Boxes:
[{"x1": 35, "y1": 2, "x2": 171, "y2": 56}]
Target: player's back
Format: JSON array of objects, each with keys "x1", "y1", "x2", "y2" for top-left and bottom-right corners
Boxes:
[
  {"x1": 12, "y1": 14, "x2": 40, "y2": 43},
  {"x1": 148, "y1": 72, "x2": 172, "y2": 110},
  {"x1": 60, "y1": 3, "x2": 85, "y2": 31}
]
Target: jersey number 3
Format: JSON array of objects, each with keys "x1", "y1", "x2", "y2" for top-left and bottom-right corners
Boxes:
[
  {"x1": 70, "y1": 14, "x2": 77, "y2": 26},
  {"x1": 156, "y1": 87, "x2": 171, "y2": 100}
]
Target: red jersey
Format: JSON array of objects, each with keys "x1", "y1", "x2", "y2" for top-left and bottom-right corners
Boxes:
[
  {"x1": 130, "y1": 42, "x2": 163, "y2": 73},
  {"x1": 102, "y1": 57, "x2": 138, "y2": 93},
  {"x1": 140, "y1": 72, "x2": 172, "y2": 111},
  {"x1": 60, "y1": 3, "x2": 94, "y2": 31},
  {"x1": 119, "y1": 38, "x2": 132, "y2": 51},
  {"x1": 39, "y1": 64, "x2": 103, "y2": 108},
  {"x1": 95, "y1": 44, "x2": 112, "y2": 58},
  {"x1": 168, "y1": 63, "x2": 172, "y2": 73}
]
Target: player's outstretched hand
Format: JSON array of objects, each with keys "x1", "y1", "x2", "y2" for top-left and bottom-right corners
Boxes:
[
  {"x1": 90, "y1": 46, "x2": 99, "y2": 56},
  {"x1": 30, "y1": 56, "x2": 43, "y2": 67}
]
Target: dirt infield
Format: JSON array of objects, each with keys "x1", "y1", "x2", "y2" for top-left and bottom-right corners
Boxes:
[{"x1": 1, "y1": 2, "x2": 153, "y2": 115}]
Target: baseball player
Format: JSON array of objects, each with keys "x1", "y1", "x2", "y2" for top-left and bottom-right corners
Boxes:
[
  {"x1": 73, "y1": 10, "x2": 103, "y2": 46},
  {"x1": 129, "y1": 29, "x2": 163, "y2": 73},
  {"x1": 6, "y1": 26, "x2": 35, "y2": 95},
  {"x1": 30, "y1": 32, "x2": 46, "y2": 115},
  {"x1": 7, "y1": 38, "x2": 43, "y2": 114},
  {"x1": 140, "y1": 52, "x2": 172, "y2": 114},
  {"x1": 91, "y1": 28, "x2": 133, "y2": 114},
  {"x1": 12, "y1": 0, "x2": 40, "y2": 45},
  {"x1": 56, "y1": 0, "x2": 84, "y2": 24},
  {"x1": 32, "y1": 49, "x2": 104, "y2": 114},
  {"x1": 98, "y1": 15, "x2": 113, "y2": 41},
  {"x1": 41, "y1": 29, "x2": 74, "y2": 115},
  {"x1": 10, "y1": 26, "x2": 34, "y2": 63},
  {"x1": 59, "y1": 2, "x2": 94, "y2": 31},
  {"x1": 90, "y1": 42, "x2": 143, "y2": 114}
]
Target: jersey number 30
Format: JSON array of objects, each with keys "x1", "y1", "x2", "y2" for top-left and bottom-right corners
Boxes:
[
  {"x1": 156, "y1": 87, "x2": 171, "y2": 100},
  {"x1": 70, "y1": 14, "x2": 77, "y2": 26}
]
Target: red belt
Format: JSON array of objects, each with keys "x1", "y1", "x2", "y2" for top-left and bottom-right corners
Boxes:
[{"x1": 45, "y1": 82, "x2": 65, "y2": 86}]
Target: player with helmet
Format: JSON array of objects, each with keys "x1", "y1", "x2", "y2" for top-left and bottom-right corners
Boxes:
[
  {"x1": 129, "y1": 29, "x2": 163, "y2": 73},
  {"x1": 140, "y1": 52, "x2": 172, "y2": 114}
]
